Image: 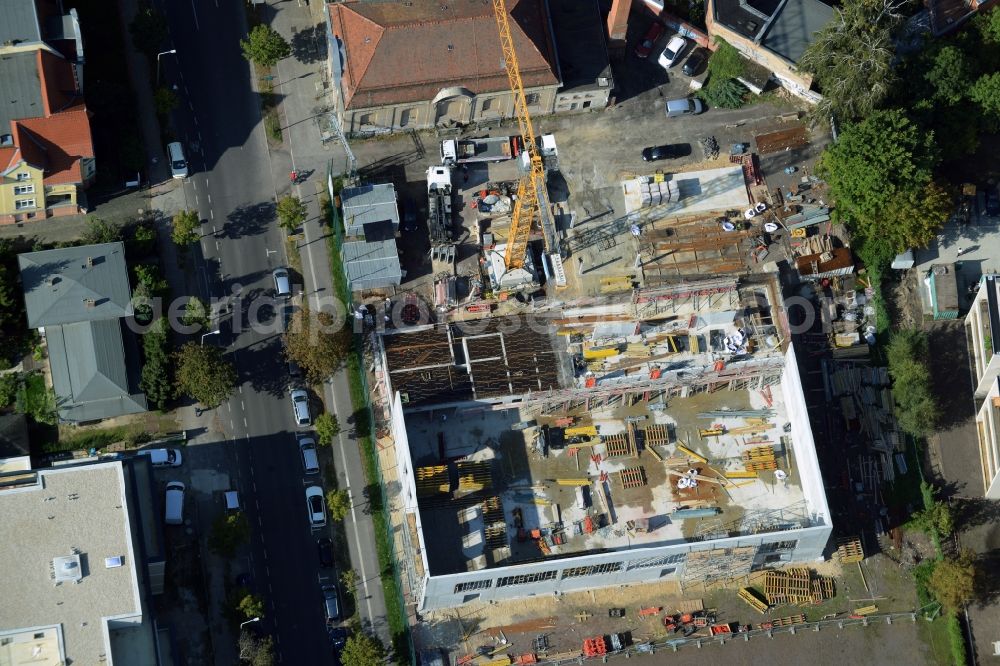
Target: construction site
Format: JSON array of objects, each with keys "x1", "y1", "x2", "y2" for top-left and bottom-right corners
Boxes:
[{"x1": 370, "y1": 274, "x2": 832, "y2": 614}]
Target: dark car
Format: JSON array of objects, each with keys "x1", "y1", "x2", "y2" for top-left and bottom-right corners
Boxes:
[
  {"x1": 682, "y1": 49, "x2": 707, "y2": 77},
  {"x1": 986, "y1": 185, "x2": 1000, "y2": 217},
  {"x1": 641, "y1": 144, "x2": 692, "y2": 162},
  {"x1": 317, "y1": 537, "x2": 334, "y2": 568},
  {"x1": 634, "y1": 21, "x2": 665, "y2": 58}
]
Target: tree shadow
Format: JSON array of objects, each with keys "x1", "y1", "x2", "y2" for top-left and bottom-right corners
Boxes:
[
  {"x1": 233, "y1": 334, "x2": 286, "y2": 398},
  {"x1": 953, "y1": 497, "x2": 1000, "y2": 530},
  {"x1": 220, "y1": 202, "x2": 276, "y2": 240},
  {"x1": 290, "y1": 24, "x2": 326, "y2": 65},
  {"x1": 974, "y1": 549, "x2": 1000, "y2": 607},
  {"x1": 925, "y1": 323, "x2": 976, "y2": 431}
]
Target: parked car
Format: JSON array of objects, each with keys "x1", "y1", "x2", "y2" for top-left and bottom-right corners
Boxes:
[
  {"x1": 317, "y1": 537, "x2": 334, "y2": 568},
  {"x1": 273, "y1": 267, "x2": 291, "y2": 298},
  {"x1": 291, "y1": 388, "x2": 312, "y2": 427},
  {"x1": 167, "y1": 141, "x2": 188, "y2": 179},
  {"x1": 641, "y1": 144, "x2": 692, "y2": 162},
  {"x1": 634, "y1": 21, "x2": 665, "y2": 58},
  {"x1": 986, "y1": 185, "x2": 1000, "y2": 217},
  {"x1": 322, "y1": 584, "x2": 341, "y2": 623},
  {"x1": 305, "y1": 485, "x2": 326, "y2": 527},
  {"x1": 665, "y1": 97, "x2": 704, "y2": 117},
  {"x1": 164, "y1": 481, "x2": 185, "y2": 525},
  {"x1": 657, "y1": 36, "x2": 688, "y2": 69},
  {"x1": 328, "y1": 625, "x2": 350, "y2": 651},
  {"x1": 682, "y1": 48, "x2": 707, "y2": 76},
  {"x1": 138, "y1": 448, "x2": 183, "y2": 467},
  {"x1": 299, "y1": 435, "x2": 320, "y2": 474}
]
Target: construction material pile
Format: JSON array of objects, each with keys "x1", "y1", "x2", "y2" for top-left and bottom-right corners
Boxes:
[{"x1": 763, "y1": 568, "x2": 835, "y2": 606}]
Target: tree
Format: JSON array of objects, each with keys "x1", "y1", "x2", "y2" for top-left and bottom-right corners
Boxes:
[
  {"x1": 283, "y1": 308, "x2": 351, "y2": 383},
  {"x1": 171, "y1": 210, "x2": 201, "y2": 246},
  {"x1": 175, "y1": 342, "x2": 236, "y2": 408},
  {"x1": 700, "y1": 78, "x2": 748, "y2": 109},
  {"x1": 238, "y1": 592, "x2": 266, "y2": 620},
  {"x1": 209, "y1": 512, "x2": 250, "y2": 557},
  {"x1": 340, "y1": 568, "x2": 358, "y2": 594},
  {"x1": 927, "y1": 551, "x2": 976, "y2": 612},
  {"x1": 327, "y1": 489, "x2": 350, "y2": 522},
  {"x1": 82, "y1": 217, "x2": 122, "y2": 245},
  {"x1": 315, "y1": 412, "x2": 341, "y2": 446},
  {"x1": 276, "y1": 195, "x2": 307, "y2": 232},
  {"x1": 129, "y1": 2, "x2": 168, "y2": 58},
  {"x1": 926, "y1": 46, "x2": 973, "y2": 105},
  {"x1": 887, "y1": 330, "x2": 940, "y2": 436},
  {"x1": 182, "y1": 296, "x2": 210, "y2": 331},
  {"x1": 0, "y1": 372, "x2": 20, "y2": 408},
  {"x1": 798, "y1": 0, "x2": 905, "y2": 121},
  {"x1": 239, "y1": 632, "x2": 275, "y2": 666},
  {"x1": 908, "y1": 500, "x2": 954, "y2": 539},
  {"x1": 341, "y1": 632, "x2": 386, "y2": 666},
  {"x1": 140, "y1": 318, "x2": 173, "y2": 408},
  {"x1": 817, "y1": 109, "x2": 943, "y2": 253},
  {"x1": 971, "y1": 72, "x2": 1000, "y2": 127},
  {"x1": 130, "y1": 223, "x2": 158, "y2": 257},
  {"x1": 154, "y1": 86, "x2": 179, "y2": 116},
  {"x1": 240, "y1": 24, "x2": 291, "y2": 68}
]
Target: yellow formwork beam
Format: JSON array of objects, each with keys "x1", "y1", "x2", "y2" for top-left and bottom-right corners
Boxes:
[
  {"x1": 724, "y1": 470, "x2": 759, "y2": 479},
  {"x1": 565, "y1": 425, "x2": 598, "y2": 437},
  {"x1": 676, "y1": 444, "x2": 707, "y2": 464},
  {"x1": 554, "y1": 478, "x2": 590, "y2": 486}
]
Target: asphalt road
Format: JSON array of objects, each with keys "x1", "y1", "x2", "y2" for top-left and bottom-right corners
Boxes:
[{"x1": 155, "y1": 0, "x2": 338, "y2": 662}]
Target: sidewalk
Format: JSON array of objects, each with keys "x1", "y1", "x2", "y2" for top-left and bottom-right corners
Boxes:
[{"x1": 262, "y1": 0, "x2": 394, "y2": 651}]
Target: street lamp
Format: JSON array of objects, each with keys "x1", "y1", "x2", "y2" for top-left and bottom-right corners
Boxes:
[
  {"x1": 156, "y1": 49, "x2": 177, "y2": 86},
  {"x1": 201, "y1": 329, "x2": 221, "y2": 345},
  {"x1": 239, "y1": 617, "x2": 260, "y2": 630}
]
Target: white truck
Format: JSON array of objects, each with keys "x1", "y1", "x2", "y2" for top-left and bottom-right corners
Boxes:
[
  {"x1": 427, "y1": 165, "x2": 453, "y2": 244},
  {"x1": 440, "y1": 136, "x2": 523, "y2": 165}
]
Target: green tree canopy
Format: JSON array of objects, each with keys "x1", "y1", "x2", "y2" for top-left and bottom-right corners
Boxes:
[
  {"x1": 341, "y1": 632, "x2": 386, "y2": 666},
  {"x1": 817, "y1": 109, "x2": 946, "y2": 253},
  {"x1": 171, "y1": 210, "x2": 201, "y2": 246},
  {"x1": 927, "y1": 551, "x2": 976, "y2": 612},
  {"x1": 182, "y1": 296, "x2": 210, "y2": 331},
  {"x1": 140, "y1": 318, "x2": 173, "y2": 408},
  {"x1": 240, "y1": 24, "x2": 291, "y2": 68},
  {"x1": 315, "y1": 412, "x2": 341, "y2": 446},
  {"x1": 971, "y1": 72, "x2": 1000, "y2": 127},
  {"x1": 276, "y1": 195, "x2": 307, "y2": 232},
  {"x1": 129, "y1": 3, "x2": 168, "y2": 58},
  {"x1": 926, "y1": 46, "x2": 973, "y2": 104},
  {"x1": 238, "y1": 592, "x2": 266, "y2": 620},
  {"x1": 326, "y1": 489, "x2": 350, "y2": 522},
  {"x1": 175, "y1": 342, "x2": 236, "y2": 408},
  {"x1": 209, "y1": 512, "x2": 250, "y2": 557},
  {"x1": 154, "y1": 86, "x2": 179, "y2": 116},
  {"x1": 886, "y1": 329, "x2": 940, "y2": 436},
  {"x1": 798, "y1": 0, "x2": 904, "y2": 121},
  {"x1": 238, "y1": 632, "x2": 275, "y2": 666},
  {"x1": 283, "y1": 308, "x2": 351, "y2": 383},
  {"x1": 82, "y1": 217, "x2": 122, "y2": 245}
]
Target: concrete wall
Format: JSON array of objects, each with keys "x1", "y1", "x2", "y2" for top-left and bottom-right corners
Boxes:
[
  {"x1": 420, "y1": 524, "x2": 832, "y2": 610},
  {"x1": 976, "y1": 381, "x2": 1000, "y2": 498}
]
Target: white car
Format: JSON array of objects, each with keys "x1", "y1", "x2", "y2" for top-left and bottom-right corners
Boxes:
[
  {"x1": 167, "y1": 141, "x2": 188, "y2": 179},
  {"x1": 305, "y1": 485, "x2": 326, "y2": 527},
  {"x1": 657, "y1": 36, "x2": 688, "y2": 69},
  {"x1": 299, "y1": 436, "x2": 320, "y2": 474},
  {"x1": 138, "y1": 448, "x2": 183, "y2": 467},
  {"x1": 291, "y1": 389, "x2": 311, "y2": 427}
]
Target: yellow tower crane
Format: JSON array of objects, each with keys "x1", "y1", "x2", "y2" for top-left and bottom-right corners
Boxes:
[{"x1": 491, "y1": 0, "x2": 551, "y2": 271}]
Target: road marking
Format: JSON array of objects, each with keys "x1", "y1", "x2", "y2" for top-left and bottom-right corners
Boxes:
[
  {"x1": 188, "y1": 99, "x2": 194, "y2": 111},
  {"x1": 193, "y1": 116, "x2": 199, "y2": 127},
  {"x1": 216, "y1": 240, "x2": 221, "y2": 251},
  {"x1": 269, "y1": 583, "x2": 274, "y2": 594},
  {"x1": 239, "y1": 385, "x2": 244, "y2": 394},
  {"x1": 189, "y1": 0, "x2": 200, "y2": 30},
  {"x1": 194, "y1": 194, "x2": 199, "y2": 206},
  {"x1": 207, "y1": 194, "x2": 212, "y2": 204},
  {"x1": 241, "y1": 399, "x2": 246, "y2": 408},
  {"x1": 210, "y1": 209, "x2": 214, "y2": 219},
  {"x1": 192, "y1": 180, "x2": 197, "y2": 190},
  {"x1": 202, "y1": 240, "x2": 208, "y2": 253},
  {"x1": 230, "y1": 418, "x2": 234, "y2": 428},
  {"x1": 243, "y1": 416, "x2": 248, "y2": 428}
]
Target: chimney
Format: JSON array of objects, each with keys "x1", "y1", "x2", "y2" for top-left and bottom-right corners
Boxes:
[
  {"x1": 606, "y1": 0, "x2": 632, "y2": 55},
  {"x1": 83, "y1": 298, "x2": 95, "y2": 308},
  {"x1": 86, "y1": 256, "x2": 93, "y2": 268}
]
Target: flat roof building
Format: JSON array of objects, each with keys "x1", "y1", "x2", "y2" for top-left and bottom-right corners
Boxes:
[
  {"x1": 0, "y1": 461, "x2": 162, "y2": 665},
  {"x1": 376, "y1": 277, "x2": 832, "y2": 610}
]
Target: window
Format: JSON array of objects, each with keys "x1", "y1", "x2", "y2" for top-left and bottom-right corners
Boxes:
[
  {"x1": 14, "y1": 184, "x2": 34, "y2": 195},
  {"x1": 358, "y1": 113, "x2": 374, "y2": 126},
  {"x1": 454, "y1": 579, "x2": 492, "y2": 594},
  {"x1": 759, "y1": 540, "x2": 798, "y2": 553},
  {"x1": 626, "y1": 553, "x2": 686, "y2": 571},
  {"x1": 524, "y1": 93, "x2": 540, "y2": 106},
  {"x1": 399, "y1": 108, "x2": 417, "y2": 127},
  {"x1": 495, "y1": 570, "x2": 557, "y2": 587},
  {"x1": 560, "y1": 562, "x2": 623, "y2": 579},
  {"x1": 16, "y1": 172, "x2": 30, "y2": 181},
  {"x1": 583, "y1": 101, "x2": 592, "y2": 109},
  {"x1": 481, "y1": 98, "x2": 494, "y2": 112},
  {"x1": 15, "y1": 199, "x2": 36, "y2": 210}
]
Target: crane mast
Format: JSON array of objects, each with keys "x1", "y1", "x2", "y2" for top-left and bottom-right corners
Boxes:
[{"x1": 491, "y1": 0, "x2": 550, "y2": 271}]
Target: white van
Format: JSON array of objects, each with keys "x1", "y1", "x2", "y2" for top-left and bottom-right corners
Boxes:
[
  {"x1": 167, "y1": 142, "x2": 189, "y2": 179},
  {"x1": 298, "y1": 436, "x2": 320, "y2": 474},
  {"x1": 165, "y1": 481, "x2": 186, "y2": 525}
]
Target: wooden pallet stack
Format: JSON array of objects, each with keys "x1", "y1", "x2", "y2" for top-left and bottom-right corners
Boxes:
[
  {"x1": 764, "y1": 568, "x2": 835, "y2": 606},
  {"x1": 836, "y1": 536, "x2": 865, "y2": 563},
  {"x1": 416, "y1": 465, "x2": 449, "y2": 497},
  {"x1": 738, "y1": 587, "x2": 770, "y2": 614},
  {"x1": 743, "y1": 445, "x2": 777, "y2": 472},
  {"x1": 619, "y1": 466, "x2": 647, "y2": 489}
]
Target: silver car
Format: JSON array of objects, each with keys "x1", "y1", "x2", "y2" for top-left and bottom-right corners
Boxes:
[
  {"x1": 291, "y1": 388, "x2": 311, "y2": 427},
  {"x1": 305, "y1": 485, "x2": 326, "y2": 527}
]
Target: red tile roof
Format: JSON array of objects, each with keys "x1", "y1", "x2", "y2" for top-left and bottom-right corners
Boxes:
[
  {"x1": 12, "y1": 108, "x2": 94, "y2": 185},
  {"x1": 0, "y1": 146, "x2": 20, "y2": 173},
  {"x1": 328, "y1": 0, "x2": 560, "y2": 110},
  {"x1": 37, "y1": 50, "x2": 83, "y2": 116}
]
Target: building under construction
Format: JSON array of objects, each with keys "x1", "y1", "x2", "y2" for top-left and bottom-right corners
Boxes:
[{"x1": 374, "y1": 274, "x2": 832, "y2": 611}]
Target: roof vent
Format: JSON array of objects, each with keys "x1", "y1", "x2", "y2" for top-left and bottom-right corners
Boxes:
[
  {"x1": 447, "y1": 44, "x2": 454, "y2": 51},
  {"x1": 86, "y1": 256, "x2": 93, "y2": 267},
  {"x1": 51, "y1": 554, "x2": 83, "y2": 584},
  {"x1": 48, "y1": 275, "x2": 61, "y2": 288},
  {"x1": 104, "y1": 556, "x2": 123, "y2": 568},
  {"x1": 0, "y1": 134, "x2": 12, "y2": 147},
  {"x1": 363, "y1": 36, "x2": 371, "y2": 44},
  {"x1": 83, "y1": 298, "x2": 96, "y2": 308}
]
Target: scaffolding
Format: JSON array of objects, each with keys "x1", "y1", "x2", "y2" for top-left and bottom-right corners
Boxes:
[{"x1": 682, "y1": 546, "x2": 757, "y2": 588}]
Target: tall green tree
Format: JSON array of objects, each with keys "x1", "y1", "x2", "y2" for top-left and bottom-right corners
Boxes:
[
  {"x1": 341, "y1": 632, "x2": 386, "y2": 666},
  {"x1": 887, "y1": 329, "x2": 940, "y2": 436},
  {"x1": 926, "y1": 46, "x2": 973, "y2": 104},
  {"x1": 971, "y1": 72, "x2": 1000, "y2": 128},
  {"x1": 276, "y1": 195, "x2": 307, "y2": 232},
  {"x1": 928, "y1": 551, "x2": 976, "y2": 612},
  {"x1": 283, "y1": 308, "x2": 351, "y2": 383},
  {"x1": 82, "y1": 217, "x2": 122, "y2": 245},
  {"x1": 326, "y1": 489, "x2": 350, "y2": 522},
  {"x1": 182, "y1": 296, "x2": 210, "y2": 331},
  {"x1": 175, "y1": 342, "x2": 236, "y2": 408},
  {"x1": 129, "y1": 3, "x2": 168, "y2": 58},
  {"x1": 315, "y1": 412, "x2": 341, "y2": 446},
  {"x1": 171, "y1": 210, "x2": 201, "y2": 246},
  {"x1": 140, "y1": 318, "x2": 173, "y2": 408},
  {"x1": 798, "y1": 0, "x2": 904, "y2": 121},
  {"x1": 240, "y1": 25, "x2": 291, "y2": 68},
  {"x1": 817, "y1": 109, "x2": 945, "y2": 253},
  {"x1": 238, "y1": 593, "x2": 266, "y2": 620},
  {"x1": 209, "y1": 512, "x2": 250, "y2": 557}
]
